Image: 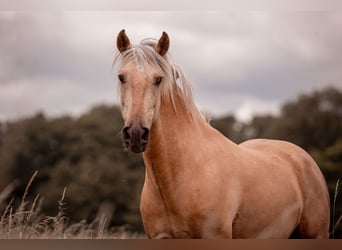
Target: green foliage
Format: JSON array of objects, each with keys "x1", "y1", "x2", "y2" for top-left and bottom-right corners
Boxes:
[
  {"x1": 0, "y1": 86, "x2": 341, "y2": 237},
  {"x1": 311, "y1": 139, "x2": 342, "y2": 237},
  {"x1": 210, "y1": 115, "x2": 244, "y2": 143},
  {"x1": 273, "y1": 87, "x2": 342, "y2": 150}
]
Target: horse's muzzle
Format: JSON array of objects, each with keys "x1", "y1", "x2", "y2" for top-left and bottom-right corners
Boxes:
[{"x1": 122, "y1": 124, "x2": 150, "y2": 153}]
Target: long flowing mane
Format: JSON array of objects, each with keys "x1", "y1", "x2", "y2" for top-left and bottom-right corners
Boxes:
[{"x1": 113, "y1": 38, "x2": 198, "y2": 116}]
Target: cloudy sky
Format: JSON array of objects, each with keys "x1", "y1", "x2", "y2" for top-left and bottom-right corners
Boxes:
[{"x1": 0, "y1": 10, "x2": 342, "y2": 121}]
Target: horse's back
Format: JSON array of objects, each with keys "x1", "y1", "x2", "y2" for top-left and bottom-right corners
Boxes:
[{"x1": 238, "y1": 139, "x2": 330, "y2": 238}]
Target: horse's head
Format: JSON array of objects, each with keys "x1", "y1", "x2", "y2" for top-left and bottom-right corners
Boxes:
[{"x1": 115, "y1": 29, "x2": 171, "y2": 153}]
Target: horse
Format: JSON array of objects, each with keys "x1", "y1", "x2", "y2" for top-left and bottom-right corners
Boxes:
[{"x1": 113, "y1": 29, "x2": 330, "y2": 239}]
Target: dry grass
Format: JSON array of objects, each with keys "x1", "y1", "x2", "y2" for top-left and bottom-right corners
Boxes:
[
  {"x1": 332, "y1": 179, "x2": 342, "y2": 239},
  {"x1": 0, "y1": 171, "x2": 144, "y2": 239}
]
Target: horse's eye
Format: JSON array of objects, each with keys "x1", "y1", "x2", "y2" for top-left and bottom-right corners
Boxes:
[
  {"x1": 118, "y1": 74, "x2": 126, "y2": 84},
  {"x1": 155, "y1": 77, "x2": 163, "y2": 86}
]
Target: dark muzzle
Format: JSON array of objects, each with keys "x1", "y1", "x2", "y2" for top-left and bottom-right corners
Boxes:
[{"x1": 122, "y1": 124, "x2": 150, "y2": 153}]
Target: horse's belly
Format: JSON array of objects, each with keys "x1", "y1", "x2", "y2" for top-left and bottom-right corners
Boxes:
[{"x1": 232, "y1": 201, "x2": 301, "y2": 238}]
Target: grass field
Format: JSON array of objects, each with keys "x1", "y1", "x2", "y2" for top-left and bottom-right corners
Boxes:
[
  {"x1": 0, "y1": 193, "x2": 144, "y2": 239},
  {"x1": 0, "y1": 172, "x2": 144, "y2": 239}
]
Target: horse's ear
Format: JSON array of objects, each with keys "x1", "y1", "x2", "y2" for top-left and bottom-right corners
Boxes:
[
  {"x1": 156, "y1": 31, "x2": 169, "y2": 56},
  {"x1": 117, "y1": 29, "x2": 131, "y2": 53}
]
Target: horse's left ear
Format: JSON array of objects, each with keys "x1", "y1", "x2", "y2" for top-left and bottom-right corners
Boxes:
[{"x1": 156, "y1": 31, "x2": 169, "y2": 56}]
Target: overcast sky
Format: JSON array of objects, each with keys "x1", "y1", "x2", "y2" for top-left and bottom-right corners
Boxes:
[{"x1": 0, "y1": 11, "x2": 342, "y2": 121}]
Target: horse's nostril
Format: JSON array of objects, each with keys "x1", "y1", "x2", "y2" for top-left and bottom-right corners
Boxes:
[
  {"x1": 141, "y1": 127, "x2": 150, "y2": 141},
  {"x1": 123, "y1": 126, "x2": 130, "y2": 140}
]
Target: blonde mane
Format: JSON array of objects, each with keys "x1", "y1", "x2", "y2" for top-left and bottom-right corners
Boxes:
[{"x1": 113, "y1": 38, "x2": 198, "y2": 117}]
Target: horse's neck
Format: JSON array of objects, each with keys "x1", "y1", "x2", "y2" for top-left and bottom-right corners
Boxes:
[{"x1": 143, "y1": 92, "x2": 207, "y2": 182}]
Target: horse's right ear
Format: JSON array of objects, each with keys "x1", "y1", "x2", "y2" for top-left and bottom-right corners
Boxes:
[{"x1": 117, "y1": 29, "x2": 131, "y2": 53}]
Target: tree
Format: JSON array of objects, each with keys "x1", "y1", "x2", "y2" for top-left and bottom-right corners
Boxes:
[
  {"x1": 0, "y1": 106, "x2": 145, "y2": 232},
  {"x1": 210, "y1": 115, "x2": 244, "y2": 143},
  {"x1": 1, "y1": 86, "x2": 341, "y2": 236},
  {"x1": 270, "y1": 87, "x2": 342, "y2": 150}
]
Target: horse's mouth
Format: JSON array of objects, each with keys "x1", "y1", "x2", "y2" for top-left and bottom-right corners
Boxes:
[
  {"x1": 123, "y1": 139, "x2": 149, "y2": 153},
  {"x1": 129, "y1": 142, "x2": 148, "y2": 153}
]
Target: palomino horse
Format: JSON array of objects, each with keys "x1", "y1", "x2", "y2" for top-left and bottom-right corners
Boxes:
[{"x1": 113, "y1": 29, "x2": 330, "y2": 238}]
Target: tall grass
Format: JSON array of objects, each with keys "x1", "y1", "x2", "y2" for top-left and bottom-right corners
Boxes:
[
  {"x1": 0, "y1": 171, "x2": 143, "y2": 239},
  {"x1": 332, "y1": 179, "x2": 342, "y2": 239}
]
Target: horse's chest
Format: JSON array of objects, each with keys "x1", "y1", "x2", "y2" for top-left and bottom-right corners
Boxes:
[{"x1": 140, "y1": 179, "x2": 232, "y2": 238}]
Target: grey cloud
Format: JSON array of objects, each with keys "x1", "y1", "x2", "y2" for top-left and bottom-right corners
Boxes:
[
  {"x1": 0, "y1": 13, "x2": 112, "y2": 86},
  {"x1": 0, "y1": 11, "x2": 342, "y2": 121}
]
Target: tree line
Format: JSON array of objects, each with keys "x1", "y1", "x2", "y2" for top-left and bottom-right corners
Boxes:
[{"x1": 0, "y1": 86, "x2": 341, "y2": 236}]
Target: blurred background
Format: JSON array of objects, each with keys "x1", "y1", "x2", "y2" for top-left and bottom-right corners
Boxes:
[{"x1": 0, "y1": 11, "x2": 341, "y2": 236}]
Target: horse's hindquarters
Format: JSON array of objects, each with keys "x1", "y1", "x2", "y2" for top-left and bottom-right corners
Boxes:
[{"x1": 239, "y1": 139, "x2": 330, "y2": 239}]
